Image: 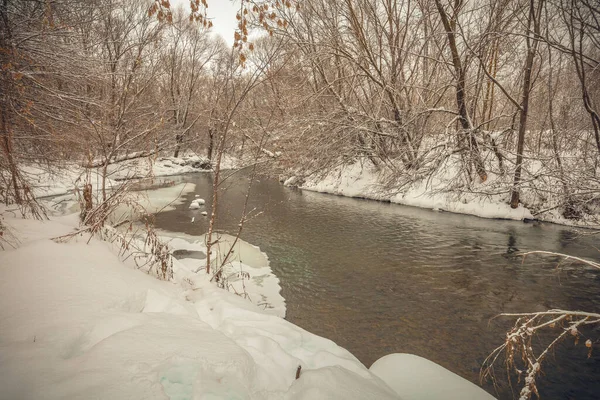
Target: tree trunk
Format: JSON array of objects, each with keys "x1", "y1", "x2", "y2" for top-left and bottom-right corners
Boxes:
[
  {"x1": 433, "y1": 0, "x2": 487, "y2": 182},
  {"x1": 0, "y1": 107, "x2": 21, "y2": 204},
  {"x1": 510, "y1": 0, "x2": 542, "y2": 209},
  {"x1": 207, "y1": 127, "x2": 214, "y2": 161},
  {"x1": 173, "y1": 134, "x2": 183, "y2": 158},
  {"x1": 568, "y1": 5, "x2": 600, "y2": 155},
  {"x1": 205, "y1": 127, "x2": 226, "y2": 276}
]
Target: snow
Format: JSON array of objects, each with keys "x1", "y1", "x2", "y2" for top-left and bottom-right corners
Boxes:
[
  {"x1": 370, "y1": 354, "x2": 495, "y2": 400},
  {"x1": 297, "y1": 159, "x2": 536, "y2": 222},
  {"x1": 188, "y1": 198, "x2": 205, "y2": 209},
  {"x1": 219, "y1": 154, "x2": 241, "y2": 170},
  {"x1": 300, "y1": 161, "x2": 388, "y2": 200},
  {"x1": 288, "y1": 132, "x2": 600, "y2": 227},
  {"x1": 0, "y1": 213, "x2": 498, "y2": 399},
  {"x1": 25, "y1": 153, "x2": 232, "y2": 200},
  {"x1": 283, "y1": 176, "x2": 299, "y2": 186},
  {"x1": 188, "y1": 202, "x2": 202, "y2": 210},
  {"x1": 3, "y1": 161, "x2": 502, "y2": 399},
  {"x1": 160, "y1": 231, "x2": 286, "y2": 318},
  {"x1": 0, "y1": 215, "x2": 402, "y2": 399},
  {"x1": 107, "y1": 155, "x2": 212, "y2": 181}
]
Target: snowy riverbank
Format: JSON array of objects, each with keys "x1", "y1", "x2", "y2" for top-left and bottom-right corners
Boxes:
[
  {"x1": 0, "y1": 213, "x2": 495, "y2": 399},
  {"x1": 25, "y1": 153, "x2": 239, "y2": 199},
  {"x1": 287, "y1": 157, "x2": 599, "y2": 227}
]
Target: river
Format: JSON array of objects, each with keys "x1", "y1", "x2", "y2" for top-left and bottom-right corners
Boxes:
[{"x1": 153, "y1": 172, "x2": 600, "y2": 399}]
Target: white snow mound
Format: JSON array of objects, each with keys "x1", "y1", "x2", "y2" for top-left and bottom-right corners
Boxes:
[
  {"x1": 0, "y1": 216, "x2": 401, "y2": 400},
  {"x1": 370, "y1": 353, "x2": 495, "y2": 400},
  {"x1": 189, "y1": 198, "x2": 206, "y2": 209}
]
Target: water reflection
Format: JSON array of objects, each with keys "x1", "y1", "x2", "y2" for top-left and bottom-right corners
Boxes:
[
  {"x1": 153, "y1": 173, "x2": 600, "y2": 399},
  {"x1": 506, "y1": 230, "x2": 519, "y2": 254},
  {"x1": 559, "y1": 229, "x2": 578, "y2": 248}
]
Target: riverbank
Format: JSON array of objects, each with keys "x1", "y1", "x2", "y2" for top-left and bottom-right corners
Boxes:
[
  {"x1": 24, "y1": 152, "x2": 239, "y2": 199},
  {"x1": 0, "y1": 213, "x2": 495, "y2": 399},
  {"x1": 285, "y1": 157, "x2": 600, "y2": 228}
]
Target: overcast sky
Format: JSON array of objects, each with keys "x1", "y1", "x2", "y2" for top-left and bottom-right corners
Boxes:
[{"x1": 170, "y1": 0, "x2": 238, "y2": 45}]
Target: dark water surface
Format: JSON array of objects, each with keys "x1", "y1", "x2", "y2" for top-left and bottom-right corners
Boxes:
[{"x1": 154, "y1": 173, "x2": 600, "y2": 399}]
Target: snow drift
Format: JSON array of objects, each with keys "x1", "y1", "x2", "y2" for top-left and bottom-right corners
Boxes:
[{"x1": 0, "y1": 214, "x2": 495, "y2": 399}]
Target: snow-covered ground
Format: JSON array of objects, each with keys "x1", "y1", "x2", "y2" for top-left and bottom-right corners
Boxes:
[
  {"x1": 297, "y1": 160, "x2": 533, "y2": 221},
  {"x1": 1, "y1": 213, "x2": 495, "y2": 399},
  {"x1": 2, "y1": 151, "x2": 499, "y2": 398},
  {"x1": 289, "y1": 155, "x2": 599, "y2": 227},
  {"x1": 25, "y1": 152, "x2": 239, "y2": 200}
]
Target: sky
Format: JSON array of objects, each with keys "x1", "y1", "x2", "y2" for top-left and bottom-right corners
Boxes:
[{"x1": 170, "y1": 0, "x2": 239, "y2": 45}]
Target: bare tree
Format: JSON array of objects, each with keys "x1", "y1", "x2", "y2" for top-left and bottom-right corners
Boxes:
[
  {"x1": 159, "y1": 8, "x2": 218, "y2": 157},
  {"x1": 203, "y1": 38, "x2": 285, "y2": 277}
]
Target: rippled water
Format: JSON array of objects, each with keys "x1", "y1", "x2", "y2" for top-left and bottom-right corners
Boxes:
[{"x1": 154, "y1": 172, "x2": 600, "y2": 399}]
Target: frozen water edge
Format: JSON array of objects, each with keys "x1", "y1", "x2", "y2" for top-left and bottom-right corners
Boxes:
[
  {"x1": 3, "y1": 154, "x2": 497, "y2": 398},
  {"x1": 26, "y1": 152, "x2": 240, "y2": 200},
  {"x1": 294, "y1": 160, "x2": 599, "y2": 228},
  {"x1": 0, "y1": 214, "x2": 496, "y2": 399},
  {"x1": 158, "y1": 230, "x2": 287, "y2": 318}
]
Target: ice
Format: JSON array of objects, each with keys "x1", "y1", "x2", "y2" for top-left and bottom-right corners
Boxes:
[
  {"x1": 107, "y1": 182, "x2": 196, "y2": 224},
  {"x1": 0, "y1": 216, "x2": 413, "y2": 399},
  {"x1": 162, "y1": 231, "x2": 286, "y2": 318},
  {"x1": 22, "y1": 153, "x2": 227, "y2": 200},
  {"x1": 138, "y1": 183, "x2": 196, "y2": 213}
]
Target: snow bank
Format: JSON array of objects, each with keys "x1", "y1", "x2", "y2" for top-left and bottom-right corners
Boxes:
[
  {"x1": 301, "y1": 161, "x2": 388, "y2": 201},
  {"x1": 298, "y1": 159, "x2": 535, "y2": 222},
  {"x1": 370, "y1": 354, "x2": 494, "y2": 400},
  {"x1": 220, "y1": 154, "x2": 241, "y2": 170},
  {"x1": 22, "y1": 164, "x2": 119, "y2": 199},
  {"x1": 27, "y1": 152, "x2": 240, "y2": 200},
  {"x1": 108, "y1": 155, "x2": 212, "y2": 181},
  {"x1": 0, "y1": 216, "x2": 403, "y2": 399}
]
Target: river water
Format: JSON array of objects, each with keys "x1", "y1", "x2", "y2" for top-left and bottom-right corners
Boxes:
[{"x1": 153, "y1": 172, "x2": 600, "y2": 399}]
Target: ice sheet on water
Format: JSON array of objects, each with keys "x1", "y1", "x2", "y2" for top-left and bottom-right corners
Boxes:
[{"x1": 160, "y1": 231, "x2": 286, "y2": 318}]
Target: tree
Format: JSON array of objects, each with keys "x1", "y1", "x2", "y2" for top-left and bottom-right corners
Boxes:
[
  {"x1": 562, "y1": 0, "x2": 600, "y2": 154},
  {"x1": 509, "y1": 0, "x2": 544, "y2": 209},
  {"x1": 433, "y1": 0, "x2": 488, "y2": 182},
  {"x1": 159, "y1": 8, "x2": 218, "y2": 157},
  {"x1": 0, "y1": 0, "x2": 91, "y2": 217},
  {"x1": 203, "y1": 38, "x2": 285, "y2": 277}
]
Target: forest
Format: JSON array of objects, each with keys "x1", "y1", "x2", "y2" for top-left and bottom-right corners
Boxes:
[
  {"x1": 1, "y1": 0, "x2": 599, "y2": 223},
  {"x1": 1, "y1": 0, "x2": 600, "y2": 399}
]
